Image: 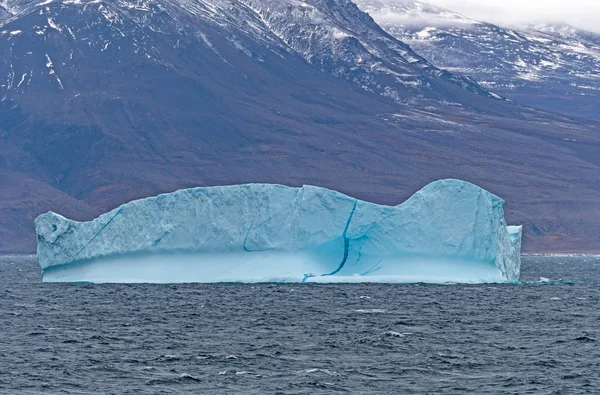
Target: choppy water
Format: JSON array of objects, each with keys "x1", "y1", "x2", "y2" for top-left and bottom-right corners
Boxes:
[{"x1": 1, "y1": 255, "x2": 599, "y2": 394}]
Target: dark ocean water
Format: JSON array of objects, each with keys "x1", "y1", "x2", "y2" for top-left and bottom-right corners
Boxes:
[{"x1": 1, "y1": 255, "x2": 599, "y2": 394}]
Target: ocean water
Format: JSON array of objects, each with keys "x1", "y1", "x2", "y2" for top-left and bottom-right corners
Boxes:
[{"x1": 1, "y1": 255, "x2": 599, "y2": 394}]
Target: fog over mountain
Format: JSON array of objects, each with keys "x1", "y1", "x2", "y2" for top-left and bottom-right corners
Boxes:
[
  {"x1": 356, "y1": 0, "x2": 600, "y2": 122},
  {"x1": 426, "y1": 0, "x2": 600, "y2": 33}
]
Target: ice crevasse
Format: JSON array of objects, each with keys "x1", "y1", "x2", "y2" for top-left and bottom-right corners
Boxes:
[{"x1": 35, "y1": 179, "x2": 522, "y2": 283}]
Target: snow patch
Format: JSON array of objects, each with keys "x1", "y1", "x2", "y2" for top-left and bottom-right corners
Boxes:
[
  {"x1": 16, "y1": 73, "x2": 26, "y2": 88},
  {"x1": 416, "y1": 27, "x2": 435, "y2": 39},
  {"x1": 45, "y1": 53, "x2": 53, "y2": 68}
]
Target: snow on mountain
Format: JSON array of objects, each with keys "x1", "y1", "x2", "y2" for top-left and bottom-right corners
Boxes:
[
  {"x1": 0, "y1": 0, "x2": 502, "y2": 109},
  {"x1": 0, "y1": 8, "x2": 9, "y2": 25},
  {"x1": 239, "y1": 0, "x2": 498, "y2": 103},
  {"x1": 355, "y1": 0, "x2": 600, "y2": 121}
]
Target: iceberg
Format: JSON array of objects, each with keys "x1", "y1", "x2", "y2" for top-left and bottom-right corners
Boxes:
[{"x1": 35, "y1": 179, "x2": 522, "y2": 283}]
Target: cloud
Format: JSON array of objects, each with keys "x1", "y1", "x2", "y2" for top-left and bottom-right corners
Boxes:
[{"x1": 425, "y1": 0, "x2": 600, "y2": 32}]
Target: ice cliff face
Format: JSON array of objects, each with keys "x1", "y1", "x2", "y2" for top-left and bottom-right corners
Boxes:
[{"x1": 36, "y1": 179, "x2": 522, "y2": 283}]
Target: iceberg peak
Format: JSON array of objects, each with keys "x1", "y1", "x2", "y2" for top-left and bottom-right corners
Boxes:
[{"x1": 36, "y1": 179, "x2": 522, "y2": 283}]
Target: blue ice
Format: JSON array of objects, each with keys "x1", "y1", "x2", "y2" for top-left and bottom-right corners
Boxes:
[{"x1": 36, "y1": 180, "x2": 522, "y2": 283}]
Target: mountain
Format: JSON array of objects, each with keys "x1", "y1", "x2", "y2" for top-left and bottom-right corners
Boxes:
[
  {"x1": 355, "y1": 0, "x2": 600, "y2": 122},
  {"x1": 0, "y1": 0, "x2": 599, "y2": 253},
  {"x1": 0, "y1": 8, "x2": 10, "y2": 24},
  {"x1": 0, "y1": 0, "x2": 505, "y2": 108}
]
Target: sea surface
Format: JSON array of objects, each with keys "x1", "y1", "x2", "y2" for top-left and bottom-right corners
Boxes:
[{"x1": 1, "y1": 255, "x2": 599, "y2": 394}]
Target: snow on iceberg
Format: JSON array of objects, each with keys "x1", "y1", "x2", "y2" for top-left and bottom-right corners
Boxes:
[{"x1": 35, "y1": 179, "x2": 522, "y2": 283}]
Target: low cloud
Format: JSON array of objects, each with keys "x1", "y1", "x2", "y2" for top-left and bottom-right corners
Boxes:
[{"x1": 426, "y1": 0, "x2": 600, "y2": 32}]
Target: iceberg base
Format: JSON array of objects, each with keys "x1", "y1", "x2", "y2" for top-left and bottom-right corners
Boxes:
[{"x1": 42, "y1": 251, "x2": 506, "y2": 284}]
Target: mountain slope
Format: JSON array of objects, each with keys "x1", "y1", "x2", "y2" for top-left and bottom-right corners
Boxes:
[
  {"x1": 0, "y1": 0, "x2": 599, "y2": 253},
  {"x1": 240, "y1": 0, "x2": 501, "y2": 106},
  {"x1": 355, "y1": 0, "x2": 600, "y2": 121},
  {"x1": 0, "y1": 0, "x2": 504, "y2": 109}
]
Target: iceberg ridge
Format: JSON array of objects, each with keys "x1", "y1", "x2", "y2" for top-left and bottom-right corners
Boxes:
[{"x1": 35, "y1": 179, "x2": 522, "y2": 283}]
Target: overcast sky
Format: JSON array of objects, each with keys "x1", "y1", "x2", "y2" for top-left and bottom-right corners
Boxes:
[{"x1": 425, "y1": 0, "x2": 600, "y2": 32}]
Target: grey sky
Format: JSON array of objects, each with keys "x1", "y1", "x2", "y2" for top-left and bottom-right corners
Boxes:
[{"x1": 426, "y1": 0, "x2": 600, "y2": 32}]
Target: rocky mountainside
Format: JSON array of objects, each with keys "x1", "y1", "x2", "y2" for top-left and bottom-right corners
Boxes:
[
  {"x1": 0, "y1": 0, "x2": 599, "y2": 253},
  {"x1": 355, "y1": 0, "x2": 600, "y2": 121},
  {"x1": 0, "y1": 0, "x2": 504, "y2": 108},
  {"x1": 0, "y1": 6, "x2": 10, "y2": 24}
]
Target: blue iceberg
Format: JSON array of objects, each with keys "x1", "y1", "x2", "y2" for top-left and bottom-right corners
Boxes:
[{"x1": 35, "y1": 179, "x2": 522, "y2": 283}]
